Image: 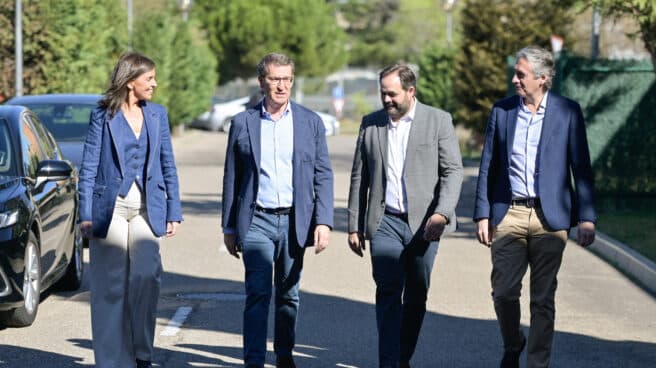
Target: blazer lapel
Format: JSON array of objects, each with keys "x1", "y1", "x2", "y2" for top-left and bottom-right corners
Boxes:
[
  {"x1": 143, "y1": 102, "x2": 160, "y2": 173},
  {"x1": 107, "y1": 111, "x2": 125, "y2": 177},
  {"x1": 405, "y1": 102, "x2": 427, "y2": 172},
  {"x1": 246, "y1": 104, "x2": 262, "y2": 172},
  {"x1": 505, "y1": 95, "x2": 520, "y2": 168},
  {"x1": 538, "y1": 94, "x2": 559, "y2": 164},
  {"x1": 377, "y1": 112, "x2": 388, "y2": 171},
  {"x1": 291, "y1": 102, "x2": 304, "y2": 172}
]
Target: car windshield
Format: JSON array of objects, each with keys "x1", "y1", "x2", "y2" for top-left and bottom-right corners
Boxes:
[
  {"x1": 22, "y1": 103, "x2": 93, "y2": 141},
  {"x1": 0, "y1": 118, "x2": 17, "y2": 176}
]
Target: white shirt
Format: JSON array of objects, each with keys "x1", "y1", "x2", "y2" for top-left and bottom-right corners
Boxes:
[{"x1": 385, "y1": 99, "x2": 416, "y2": 214}]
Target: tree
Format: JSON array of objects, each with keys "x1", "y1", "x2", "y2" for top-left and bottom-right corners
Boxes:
[
  {"x1": 416, "y1": 45, "x2": 455, "y2": 112},
  {"x1": 0, "y1": 0, "x2": 126, "y2": 98},
  {"x1": 454, "y1": 0, "x2": 575, "y2": 134},
  {"x1": 581, "y1": 0, "x2": 656, "y2": 70},
  {"x1": 194, "y1": 0, "x2": 346, "y2": 82},
  {"x1": 133, "y1": 8, "x2": 217, "y2": 127},
  {"x1": 335, "y1": 0, "x2": 451, "y2": 68}
]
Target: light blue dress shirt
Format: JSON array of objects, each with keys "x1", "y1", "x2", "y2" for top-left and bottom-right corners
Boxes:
[
  {"x1": 509, "y1": 92, "x2": 548, "y2": 199},
  {"x1": 257, "y1": 102, "x2": 294, "y2": 209}
]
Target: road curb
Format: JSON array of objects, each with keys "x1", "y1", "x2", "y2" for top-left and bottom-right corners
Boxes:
[{"x1": 584, "y1": 231, "x2": 656, "y2": 295}]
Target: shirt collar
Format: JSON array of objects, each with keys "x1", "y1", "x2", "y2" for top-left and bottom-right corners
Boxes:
[
  {"x1": 261, "y1": 99, "x2": 292, "y2": 120},
  {"x1": 520, "y1": 91, "x2": 549, "y2": 114}
]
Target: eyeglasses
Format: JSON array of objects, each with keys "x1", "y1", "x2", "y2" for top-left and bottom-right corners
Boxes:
[{"x1": 265, "y1": 76, "x2": 294, "y2": 86}]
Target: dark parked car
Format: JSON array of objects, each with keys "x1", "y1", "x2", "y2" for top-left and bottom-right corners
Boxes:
[
  {"x1": 6, "y1": 94, "x2": 101, "y2": 169},
  {"x1": 0, "y1": 106, "x2": 83, "y2": 328}
]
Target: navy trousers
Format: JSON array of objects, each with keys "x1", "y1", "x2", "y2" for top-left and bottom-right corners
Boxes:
[{"x1": 370, "y1": 213, "x2": 439, "y2": 367}]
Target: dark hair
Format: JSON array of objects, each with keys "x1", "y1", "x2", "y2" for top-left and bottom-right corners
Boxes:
[
  {"x1": 99, "y1": 52, "x2": 156, "y2": 117},
  {"x1": 256, "y1": 53, "x2": 295, "y2": 79},
  {"x1": 379, "y1": 64, "x2": 417, "y2": 91}
]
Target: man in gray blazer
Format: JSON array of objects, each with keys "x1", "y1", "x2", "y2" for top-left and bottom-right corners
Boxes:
[{"x1": 348, "y1": 64, "x2": 463, "y2": 368}]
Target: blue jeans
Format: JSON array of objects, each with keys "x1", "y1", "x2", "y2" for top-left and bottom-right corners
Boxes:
[
  {"x1": 371, "y1": 214, "x2": 439, "y2": 367},
  {"x1": 241, "y1": 210, "x2": 305, "y2": 366}
]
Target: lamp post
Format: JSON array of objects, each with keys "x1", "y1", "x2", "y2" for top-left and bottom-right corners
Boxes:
[
  {"x1": 178, "y1": 0, "x2": 192, "y2": 22},
  {"x1": 15, "y1": 0, "x2": 23, "y2": 97},
  {"x1": 443, "y1": 0, "x2": 457, "y2": 48},
  {"x1": 127, "y1": 0, "x2": 133, "y2": 50}
]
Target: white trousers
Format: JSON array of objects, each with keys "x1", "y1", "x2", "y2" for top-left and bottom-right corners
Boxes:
[{"x1": 90, "y1": 183, "x2": 161, "y2": 368}]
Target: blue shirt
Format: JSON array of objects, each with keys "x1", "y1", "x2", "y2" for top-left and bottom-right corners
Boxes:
[
  {"x1": 117, "y1": 112, "x2": 148, "y2": 197},
  {"x1": 509, "y1": 92, "x2": 548, "y2": 199},
  {"x1": 256, "y1": 102, "x2": 294, "y2": 209}
]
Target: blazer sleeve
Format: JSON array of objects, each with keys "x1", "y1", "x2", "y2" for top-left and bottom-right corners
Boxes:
[
  {"x1": 221, "y1": 116, "x2": 242, "y2": 232},
  {"x1": 474, "y1": 106, "x2": 499, "y2": 221},
  {"x1": 568, "y1": 102, "x2": 596, "y2": 223},
  {"x1": 159, "y1": 108, "x2": 183, "y2": 222},
  {"x1": 433, "y1": 112, "x2": 463, "y2": 220},
  {"x1": 78, "y1": 108, "x2": 104, "y2": 223},
  {"x1": 347, "y1": 122, "x2": 369, "y2": 234},
  {"x1": 312, "y1": 116, "x2": 334, "y2": 228}
]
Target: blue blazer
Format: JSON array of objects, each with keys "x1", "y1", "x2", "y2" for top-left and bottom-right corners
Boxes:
[
  {"x1": 474, "y1": 93, "x2": 596, "y2": 230},
  {"x1": 222, "y1": 101, "x2": 334, "y2": 247},
  {"x1": 78, "y1": 102, "x2": 183, "y2": 238}
]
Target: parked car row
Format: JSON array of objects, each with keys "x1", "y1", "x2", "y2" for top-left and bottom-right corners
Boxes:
[
  {"x1": 0, "y1": 105, "x2": 83, "y2": 327},
  {"x1": 0, "y1": 91, "x2": 339, "y2": 328},
  {"x1": 190, "y1": 95, "x2": 341, "y2": 136}
]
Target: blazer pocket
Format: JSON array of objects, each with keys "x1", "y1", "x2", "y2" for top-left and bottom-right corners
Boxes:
[{"x1": 92, "y1": 184, "x2": 106, "y2": 197}]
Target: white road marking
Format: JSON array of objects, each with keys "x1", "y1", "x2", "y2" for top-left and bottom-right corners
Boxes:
[{"x1": 160, "y1": 306, "x2": 193, "y2": 336}]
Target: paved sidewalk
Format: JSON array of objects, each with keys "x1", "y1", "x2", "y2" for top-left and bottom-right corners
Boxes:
[{"x1": 157, "y1": 131, "x2": 656, "y2": 367}]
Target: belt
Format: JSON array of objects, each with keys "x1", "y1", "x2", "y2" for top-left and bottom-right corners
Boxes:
[
  {"x1": 255, "y1": 205, "x2": 293, "y2": 215},
  {"x1": 384, "y1": 209, "x2": 408, "y2": 222},
  {"x1": 511, "y1": 198, "x2": 540, "y2": 208}
]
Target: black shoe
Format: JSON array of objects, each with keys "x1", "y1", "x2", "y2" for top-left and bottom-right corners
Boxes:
[
  {"x1": 500, "y1": 335, "x2": 526, "y2": 368},
  {"x1": 136, "y1": 359, "x2": 153, "y2": 368},
  {"x1": 400, "y1": 362, "x2": 411, "y2": 368},
  {"x1": 276, "y1": 355, "x2": 297, "y2": 368}
]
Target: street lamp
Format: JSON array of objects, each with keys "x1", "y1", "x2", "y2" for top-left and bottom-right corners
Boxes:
[
  {"x1": 178, "y1": 0, "x2": 192, "y2": 22},
  {"x1": 443, "y1": 0, "x2": 457, "y2": 48},
  {"x1": 15, "y1": 0, "x2": 23, "y2": 97}
]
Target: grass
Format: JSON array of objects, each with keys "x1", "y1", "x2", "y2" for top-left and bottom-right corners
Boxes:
[{"x1": 595, "y1": 207, "x2": 656, "y2": 263}]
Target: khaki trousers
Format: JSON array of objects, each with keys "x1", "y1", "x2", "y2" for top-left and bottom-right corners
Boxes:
[
  {"x1": 90, "y1": 184, "x2": 162, "y2": 368},
  {"x1": 491, "y1": 204, "x2": 568, "y2": 368}
]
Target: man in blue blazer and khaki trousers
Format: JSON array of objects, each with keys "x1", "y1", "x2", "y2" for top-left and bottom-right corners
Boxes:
[
  {"x1": 474, "y1": 46, "x2": 596, "y2": 368},
  {"x1": 222, "y1": 53, "x2": 333, "y2": 368}
]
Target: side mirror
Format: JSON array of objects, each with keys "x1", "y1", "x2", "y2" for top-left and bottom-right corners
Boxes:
[{"x1": 35, "y1": 160, "x2": 73, "y2": 188}]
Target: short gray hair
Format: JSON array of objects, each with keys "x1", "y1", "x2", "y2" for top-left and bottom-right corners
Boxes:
[
  {"x1": 256, "y1": 53, "x2": 295, "y2": 79},
  {"x1": 516, "y1": 46, "x2": 555, "y2": 90}
]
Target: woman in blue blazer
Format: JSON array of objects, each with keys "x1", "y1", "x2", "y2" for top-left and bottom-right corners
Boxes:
[{"x1": 78, "y1": 52, "x2": 183, "y2": 368}]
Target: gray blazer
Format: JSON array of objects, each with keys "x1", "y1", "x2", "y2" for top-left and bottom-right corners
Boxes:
[{"x1": 348, "y1": 101, "x2": 463, "y2": 239}]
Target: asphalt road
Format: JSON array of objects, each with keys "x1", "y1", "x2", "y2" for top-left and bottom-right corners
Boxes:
[{"x1": 0, "y1": 129, "x2": 654, "y2": 367}]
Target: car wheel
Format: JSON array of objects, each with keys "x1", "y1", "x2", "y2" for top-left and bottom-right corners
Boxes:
[
  {"x1": 0, "y1": 231, "x2": 41, "y2": 327},
  {"x1": 56, "y1": 225, "x2": 84, "y2": 291},
  {"x1": 221, "y1": 118, "x2": 232, "y2": 134}
]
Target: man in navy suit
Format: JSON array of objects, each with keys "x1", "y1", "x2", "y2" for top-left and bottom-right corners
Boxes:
[
  {"x1": 221, "y1": 53, "x2": 334, "y2": 368},
  {"x1": 474, "y1": 46, "x2": 596, "y2": 368}
]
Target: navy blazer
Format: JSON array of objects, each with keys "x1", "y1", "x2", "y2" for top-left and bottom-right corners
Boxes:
[
  {"x1": 222, "y1": 101, "x2": 334, "y2": 247},
  {"x1": 78, "y1": 102, "x2": 183, "y2": 238},
  {"x1": 474, "y1": 93, "x2": 596, "y2": 230}
]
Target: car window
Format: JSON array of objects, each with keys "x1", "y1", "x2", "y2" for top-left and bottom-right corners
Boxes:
[
  {"x1": 25, "y1": 113, "x2": 56, "y2": 159},
  {"x1": 20, "y1": 115, "x2": 47, "y2": 178},
  {"x1": 0, "y1": 118, "x2": 17, "y2": 176},
  {"x1": 23, "y1": 103, "x2": 93, "y2": 141}
]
